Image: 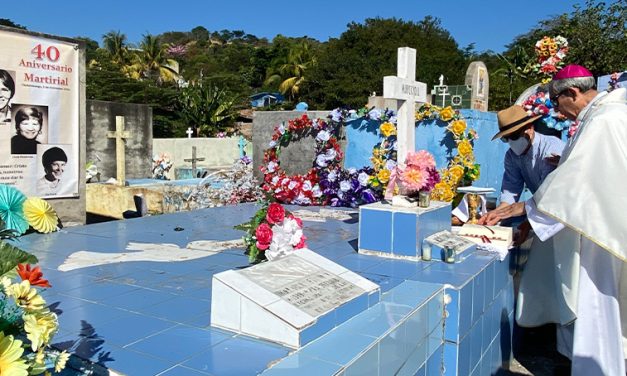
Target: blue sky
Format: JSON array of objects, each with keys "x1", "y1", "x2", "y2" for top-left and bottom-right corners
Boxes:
[{"x1": 3, "y1": 0, "x2": 597, "y2": 52}]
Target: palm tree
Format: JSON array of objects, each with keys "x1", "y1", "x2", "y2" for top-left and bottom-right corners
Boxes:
[
  {"x1": 126, "y1": 34, "x2": 180, "y2": 84},
  {"x1": 102, "y1": 30, "x2": 128, "y2": 65},
  {"x1": 264, "y1": 42, "x2": 317, "y2": 102}
]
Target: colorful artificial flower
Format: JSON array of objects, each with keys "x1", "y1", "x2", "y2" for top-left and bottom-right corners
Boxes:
[
  {"x1": 377, "y1": 169, "x2": 391, "y2": 184},
  {"x1": 400, "y1": 167, "x2": 427, "y2": 192},
  {"x1": 431, "y1": 181, "x2": 455, "y2": 202},
  {"x1": 450, "y1": 120, "x2": 467, "y2": 136},
  {"x1": 379, "y1": 122, "x2": 396, "y2": 137},
  {"x1": 439, "y1": 106, "x2": 455, "y2": 121},
  {"x1": 17, "y1": 264, "x2": 51, "y2": 288},
  {"x1": 265, "y1": 202, "x2": 285, "y2": 224},
  {"x1": 55, "y1": 351, "x2": 70, "y2": 372},
  {"x1": 0, "y1": 184, "x2": 28, "y2": 235},
  {"x1": 23, "y1": 310, "x2": 58, "y2": 351},
  {"x1": 5, "y1": 281, "x2": 46, "y2": 311},
  {"x1": 457, "y1": 140, "x2": 473, "y2": 158},
  {"x1": 0, "y1": 332, "x2": 28, "y2": 376},
  {"x1": 405, "y1": 150, "x2": 435, "y2": 170},
  {"x1": 448, "y1": 165, "x2": 465, "y2": 183},
  {"x1": 255, "y1": 223, "x2": 273, "y2": 251},
  {"x1": 23, "y1": 197, "x2": 58, "y2": 234}
]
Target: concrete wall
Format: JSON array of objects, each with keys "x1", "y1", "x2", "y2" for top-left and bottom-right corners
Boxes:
[
  {"x1": 86, "y1": 100, "x2": 153, "y2": 181},
  {"x1": 252, "y1": 111, "x2": 336, "y2": 181},
  {"x1": 153, "y1": 138, "x2": 253, "y2": 179}
]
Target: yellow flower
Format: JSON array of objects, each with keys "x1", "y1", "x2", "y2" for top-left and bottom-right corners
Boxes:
[
  {"x1": 55, "y1": 351, "x2": 70, "y2": 372},
  {"x1": 23, "y1": 197, "x2": 58, "y2": 234},
  {"x1": 377, "y1": 169, "x2": 391, "y2": 184},
  {"x1": 379, "y1": 122, "x2": 396, "y2": 138},
  {"x1": 457, "y1": 140, "x2": 473, "y2": 158},
  {"x1": 432, "y1": 182, "x2": 455, "y2": 202},
  {"x1": 0, "y1": 332, "x2": 28, "y2": 376},
  {"x1": 450, "y1": 120, "x2": 467, "y2": 136},
  {"x1": 448, "y1": 165, "x2": 465, "y2": 183},
  {"x1": 23, "y1": 310, "x2": 58, "y2": 351},
  {"x1": 439, "y1": 106, "x2": 455, "y2": 121},
  {"x1": 5, "y1": 281, "x2": 46, "y2": 312}
]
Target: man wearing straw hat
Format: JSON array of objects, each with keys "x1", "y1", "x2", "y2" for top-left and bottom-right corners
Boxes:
[{"x1": 483, "y1": 64, "x2": 627, "y2": 375}]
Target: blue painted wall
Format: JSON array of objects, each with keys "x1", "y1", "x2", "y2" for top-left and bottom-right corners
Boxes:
[{"x1": 344, "y1": 110, "x2": 509, "y2": 196}]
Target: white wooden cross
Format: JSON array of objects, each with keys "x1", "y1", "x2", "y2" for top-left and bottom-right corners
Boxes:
[
  {"x1": 383, "y1": 47, "x2": 427, "y2": 165},
  {"x1": 107, "y1": 116, "x2": 130, "y2": 185},
  {"x1": 186, "y1": 127, "x2": 194, "y2": 138}
]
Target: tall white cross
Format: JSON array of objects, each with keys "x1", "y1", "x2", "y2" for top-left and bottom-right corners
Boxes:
[
  {"x1": 107, "y1": 116, "x2": 130, "y2": 185},
  {"x1": 186, "y1": 127, "x2": 194, "y2": 138},
  {"x1": 383, "y1": 47, "x2": 427, "y2": 165}
]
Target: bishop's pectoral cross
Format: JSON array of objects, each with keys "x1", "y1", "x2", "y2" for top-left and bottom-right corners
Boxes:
[
  {"x1": 383, "y1": 47, "x2": 427, "y2": 165},
  {"x1": 107, "y1": 116, "x2": 130, "y2": 186}
]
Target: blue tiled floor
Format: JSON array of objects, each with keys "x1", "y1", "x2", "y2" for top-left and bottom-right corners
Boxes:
[{"x1": 19, "y1": 203, "x2": 507, "y2": 375}]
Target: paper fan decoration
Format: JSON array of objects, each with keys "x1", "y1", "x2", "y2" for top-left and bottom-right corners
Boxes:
[
  {"x1": 0, "y1": 184, "x2": 28, "y2": 235},
  {"x1": 23, "y1": 197, "x2": 58, "y2": 234}
]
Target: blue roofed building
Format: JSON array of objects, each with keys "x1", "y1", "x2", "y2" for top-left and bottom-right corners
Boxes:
[{"x1": 250, "y1": 92, "x2": 285, "y2": 108}]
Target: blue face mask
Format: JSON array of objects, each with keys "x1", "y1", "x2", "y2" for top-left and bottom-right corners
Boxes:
[{"x1": 507, "y1": 136, "x2": 530, "y2": 155}]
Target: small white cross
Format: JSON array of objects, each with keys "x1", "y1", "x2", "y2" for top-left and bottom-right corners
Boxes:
[{"x1": 186, "y1": 127, "x2": 194, "y2": 138}]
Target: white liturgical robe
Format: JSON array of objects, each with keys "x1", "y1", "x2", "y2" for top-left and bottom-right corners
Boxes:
[{"x1": 527, "y1": 87, "x2": 627, "y2": 376}]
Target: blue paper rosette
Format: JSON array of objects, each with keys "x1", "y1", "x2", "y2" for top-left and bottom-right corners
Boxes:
[{"x1": 0, "y1": 184, "x2": 29, "y2": 235}]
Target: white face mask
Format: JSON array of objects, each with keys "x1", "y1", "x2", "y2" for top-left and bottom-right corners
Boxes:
[{"x1": 507, "y1": 136, "x2": 530, "y2": 155}]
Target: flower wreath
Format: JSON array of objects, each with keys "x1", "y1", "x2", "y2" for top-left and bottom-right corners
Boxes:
[
  {"x1": 415, "y1": 104, "x2": 480, "y2": 202},
  {"x1": 521, "y1": 91, "x2": 573, "y2": 132},
  {"x1": 533, "y1": 36, "x2": 568, "y2": 77},
  {"x1": 261, "y1": 108, "x2": 393, "y2": 207}
]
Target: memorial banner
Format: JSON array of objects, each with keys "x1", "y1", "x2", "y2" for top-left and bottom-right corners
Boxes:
[{"x1": 0, "y1": 29, "x2": 79, "y2": 198}]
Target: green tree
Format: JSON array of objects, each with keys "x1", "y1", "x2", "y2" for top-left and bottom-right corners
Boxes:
[
  {"x1": 0, "y1": 19, "x2": 26, "y2": 29},
  {"x1": 102, "y1": 30, "x2": 129, "y2": 65},
  {"x1": 303, "y1": 17, "x2": 466, "y2": 109},
  {"x1": 176, "y1": 83, "x2": 239, "y2": 137},
  {"x1": 264, "y1": 41, "x2": 317, "y2": 102},
  {"x1": 128, "y1": 34, "x2": 181, "y2": 84}
]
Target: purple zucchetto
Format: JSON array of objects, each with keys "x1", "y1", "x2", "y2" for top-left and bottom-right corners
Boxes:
[{"x1": 553, "y1": 64, "x2": 594, "y2": 80}]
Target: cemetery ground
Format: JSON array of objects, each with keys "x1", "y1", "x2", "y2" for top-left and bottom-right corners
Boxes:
[{"x1": 13, "y1": 202, "x2": 571, "y2": 376}]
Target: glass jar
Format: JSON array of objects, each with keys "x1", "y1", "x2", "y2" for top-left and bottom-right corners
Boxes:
[{"x1": 418, "y1": 190, "x2": 431, "y2": 208}]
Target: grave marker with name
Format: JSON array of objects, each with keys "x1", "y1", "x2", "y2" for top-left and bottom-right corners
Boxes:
[
  {"x1": 383, "y1": 47, "x2": 428, "y2": 165},
  {"x1": 211, "y1": 249, "x2": 380, "y2": 348}
]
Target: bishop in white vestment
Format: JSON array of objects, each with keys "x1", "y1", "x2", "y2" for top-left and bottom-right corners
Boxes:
[{"x1": 484, "y1": 65, "x2": 627, "y2": 375}]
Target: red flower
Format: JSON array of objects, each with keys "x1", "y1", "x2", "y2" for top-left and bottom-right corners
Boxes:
[
  {"x1": 17, "y1": 264, "x2": 51, "y2": 288},
  {"x1": 255, "y1": 223, "x2": 273, "y2": 250},
  {"x1": 266, "y1": 203, "x2": 285, "y2": 224},
  {"x1": 295, "y1": 235, "x2": 307, "y2": 249}
]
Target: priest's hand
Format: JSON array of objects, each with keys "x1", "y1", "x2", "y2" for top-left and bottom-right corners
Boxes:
[
  {"x1": 545, "y1": 153, "x2": 561, "y2": 167},
  {"x1": 479, "y1": 202, "x2": 526, "y2": 226},
  {"x1": 514, "y1": 220, "x2": 531, "y2": 246}
]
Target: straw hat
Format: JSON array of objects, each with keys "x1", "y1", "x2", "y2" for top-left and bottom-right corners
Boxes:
[{"x1": 492, "y1": 105, "x2": 541, "y2": 141}]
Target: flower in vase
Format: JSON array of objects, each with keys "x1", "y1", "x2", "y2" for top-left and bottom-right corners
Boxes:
[
  {"x1": 400, "y1": 167, "x2": 427, "y2": 192},
  {"x1": 405, "y1": 150, "x2": 435, "y2": 170}
]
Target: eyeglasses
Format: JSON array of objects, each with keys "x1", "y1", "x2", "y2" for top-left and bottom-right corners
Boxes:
[{"x1": 550, "y1": 91, "x2": 565, "y2": 108}]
